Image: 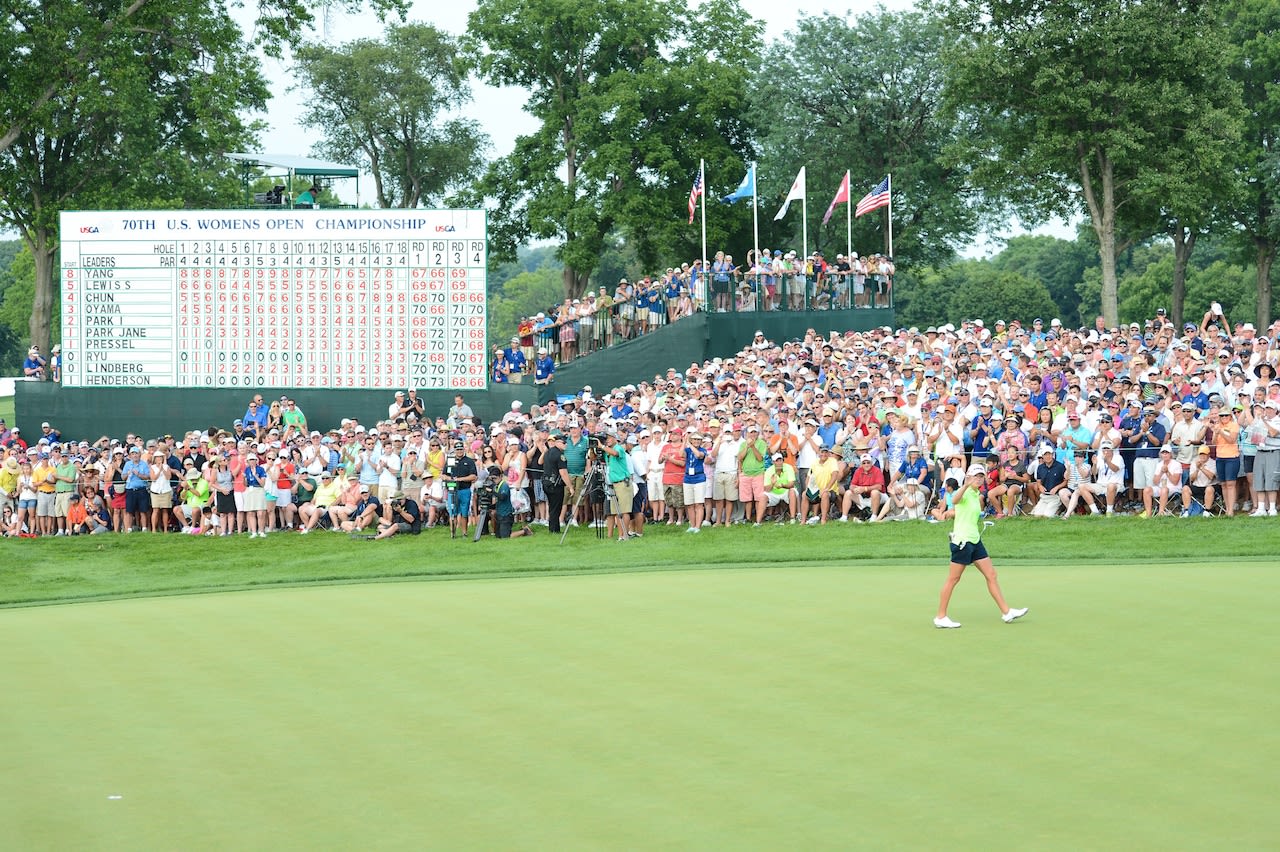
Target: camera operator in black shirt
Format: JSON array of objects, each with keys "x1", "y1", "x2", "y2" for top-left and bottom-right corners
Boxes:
[{"x1": 543, "y1": 431, "x2": 570, "y2": 533}]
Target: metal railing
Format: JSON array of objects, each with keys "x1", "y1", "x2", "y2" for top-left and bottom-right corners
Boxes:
[{"x1": 517, "y1": 271, "x2": 894, "y2": 366}]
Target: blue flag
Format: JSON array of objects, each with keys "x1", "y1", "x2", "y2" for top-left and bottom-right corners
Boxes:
[{"x1": 721, "y1": 164, "x2": 755, "y2": 204}]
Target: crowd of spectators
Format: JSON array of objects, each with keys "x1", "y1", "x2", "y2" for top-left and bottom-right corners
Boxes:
[
  {"x1": 499, "y1": 248, "x2": 895, "y2": 375},
  {"x1": 5, "y1": 302, "x2": 1279, "y2": 540}
]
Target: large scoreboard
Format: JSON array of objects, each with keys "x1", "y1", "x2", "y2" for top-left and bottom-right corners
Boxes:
[{"x1": 58, "y1": 209, "x2": 487, "y2": 389}]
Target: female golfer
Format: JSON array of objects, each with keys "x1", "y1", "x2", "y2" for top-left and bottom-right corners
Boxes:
[{"x1": 934, "y1": 463, "x2": 1028, "y2": 629}]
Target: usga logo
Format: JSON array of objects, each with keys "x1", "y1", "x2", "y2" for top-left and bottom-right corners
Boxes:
[
  {"x1": 434, "y1": 225, "x2": 456, "y2": 232},
  {"x1": 79, "y1": 226, "x2": 100, "y2": 233}
]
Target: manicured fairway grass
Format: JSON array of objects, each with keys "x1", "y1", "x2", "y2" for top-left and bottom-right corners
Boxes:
[{"x1": 2, "y1": 562, "x2": 1276, "y2": 849}]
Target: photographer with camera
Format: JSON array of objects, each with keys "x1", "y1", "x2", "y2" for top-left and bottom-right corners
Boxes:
[
  {"x1": 488, "y1": 465, "x2": 534, "y2": 539},
  {"x1": 599, "y1": 431, "x2": 634, "y2": 542},
  {"x1": 374, "y1": 492, "x2": 422, "y2": 539}
]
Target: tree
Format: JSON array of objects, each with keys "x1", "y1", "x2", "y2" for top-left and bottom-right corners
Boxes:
[
  {"x1": 0, "y1": 0, "x2": 408, "y2": 159},
  {"x1": 940, "y1": 0, "x2": 1242, "y2": 328},
  {"x1": 988, "y1": 235, "x2": 1096, "y2": 328},
  {"x1": 0, "y1": 0, "x2": 273, "y2": 355},
  {"x1": 895, "y1": 260, "x2": 1057, "y2": 329},
  {"x1": 0, "y1": 246, "x2": 37, "y2": 373},
  {"x1": 468, "y1": 0, "x2": 761, "y2": 300},
  {"x1": 1223, "y1": 0, "x2": 1280, "y2": 328},
  {"x1": 294, "y1": 24, "x2": 490, "y2": 209},
  {"x1": 486, "y1": 264, "x2": 564, "y2": 344},
  {"x1": 751, "y1": 9, "x2": 981, "y2": 269}
]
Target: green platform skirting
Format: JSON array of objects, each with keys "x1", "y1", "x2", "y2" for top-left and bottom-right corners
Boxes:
[{"x1": 15, "y1": 308, "x2": 892, "y2": 438}]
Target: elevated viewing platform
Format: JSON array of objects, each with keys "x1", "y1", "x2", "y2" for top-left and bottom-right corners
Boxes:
[{"x1": 550, "y1": 306, "x2": 895, "y2": 399}]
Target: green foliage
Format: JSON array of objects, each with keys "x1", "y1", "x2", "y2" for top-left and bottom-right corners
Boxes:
[
  {"x1": 294, "y1": 23, "x2": 490, "y2": 209},
  {"x1": 486, "y1": 264, "x2": 564, "y2": 344},
  {"x1": 0, "y1": 245, "x2": 38, "y2": 370},
  {"x1": 898, "y1": 261, "x2": 1057, "y2": 329},
  {"x1": 0, "y1": 240, "x2": 20, "y2": 277},
  {"x1": 468, "y1": 0, "x2": 761, "y2": 298},
  {"x1": 0, "y1": 0, "x2": 270, "y2": 354},
  {"x1": 1074, "y1": 239, "x2": 1258, "y2": 328},
  {"x1": 1109, "y1": 245, "x2": 1256, "y2": 327},
  {"x1": 751, "y1": 9, "x2": 976, "y2": 268},
  {"x1": 1222, "y1": 0, "x2": 1280, "y2": 325},
  {"x1": 988, "y1": 235, "x2": 1096, "y2": 329},
  {"x1": 486, "y1": 244, "x2": 560, "y2": 297},
  {"x1": 940, "y1": 0, "x2": 1242, "y2": 326}
]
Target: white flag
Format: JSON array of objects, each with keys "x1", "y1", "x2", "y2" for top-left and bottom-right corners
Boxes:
[{"x1": 773, "y1": 166, "x2": 806, "y2": 221}]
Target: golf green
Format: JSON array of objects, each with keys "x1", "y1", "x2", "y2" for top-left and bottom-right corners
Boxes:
[{"x1": 1, "y1": 563, "x2": 1276, "y2": 849}]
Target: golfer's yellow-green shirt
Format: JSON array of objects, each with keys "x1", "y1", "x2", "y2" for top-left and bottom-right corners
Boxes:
[{"x1": 952, "y1": 486, "x2": 982, "y2": 546}]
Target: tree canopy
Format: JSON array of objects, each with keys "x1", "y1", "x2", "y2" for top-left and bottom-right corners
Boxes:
[
  {"x1": 294, "y1": 23, "x2": 490, "y2": 209},
  {"x1": 939, "y1": 0, "x2": 1241, "y2": 328},
  {"x1": 1222, "y1": 0, "x2": 1280, "y2": 327},
  {"x1": 751, "y1": 9, "x2": 979, "y2": 268},
  {"x1": 468, "y1": 0, "x2": 761, "y2": 299},
  {"x1": 0, "y1": 0, "x2": 271, "y2": 354}
]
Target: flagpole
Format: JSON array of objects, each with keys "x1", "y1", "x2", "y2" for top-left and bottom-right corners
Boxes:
[
  {"x1": 844, "y1": 169, "x2": 852, "y2": 262},
  {"x1": 887, "y1": 172, "x2": 894, "y2": 259},
  {"x1": 751, "y1": 161, "x2": 759, "y2": 267},
  {"x1": 801, "y1": 167, "x2": 808, "y2": 265},
  {"x1": 699, "y1": 158, "x2": 708, "y2": 309}
]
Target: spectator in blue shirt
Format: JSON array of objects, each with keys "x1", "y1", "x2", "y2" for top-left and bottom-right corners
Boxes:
[
  {"x1": 1181, "y1": 376, "x2": 1210, "y2": 412},
  {"x1": 23, "y1": 346, "x2": 46, "y2": 380},
  {"x1": 242, "y1": 398, "x2": 268, "y2": 432},
  {"x1": 534, "y1": 347, "x2": 555, "y2": 385},
  {"x1": 503, "y1": 337, "x2": 527, "y2": 376}
]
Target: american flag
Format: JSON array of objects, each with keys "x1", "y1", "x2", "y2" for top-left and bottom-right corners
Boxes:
[
  {"x1": 855, "y1": 176, "x2": 891, "y2": 218},
  {"x1": 688, "y1": 171, "x2": 703, "y2": 224}
]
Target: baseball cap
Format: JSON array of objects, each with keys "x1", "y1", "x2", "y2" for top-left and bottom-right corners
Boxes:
[{"x1": 965, "y1": 463, "x2": 985, "y2": 477}]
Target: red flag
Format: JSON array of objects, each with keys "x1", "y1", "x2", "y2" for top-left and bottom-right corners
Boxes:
[{"x1": 822, "y1": 171, "x2": 850, "y2": 226}]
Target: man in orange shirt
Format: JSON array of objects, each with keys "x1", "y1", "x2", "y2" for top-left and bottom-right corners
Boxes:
[{"x1": 769, "y1": 417, "x2": 800, "y2": 469}]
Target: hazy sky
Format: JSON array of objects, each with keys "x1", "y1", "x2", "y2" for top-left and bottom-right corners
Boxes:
[
  {"x1": 243, "y1": 0, "x2": 1070, "y2": 253},
  {"x1": 249, "y1": 0, "x2": 916, "y2": 186}
]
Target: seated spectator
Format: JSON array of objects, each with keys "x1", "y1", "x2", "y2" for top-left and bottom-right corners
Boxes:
[
  {"x1": 65, "y1": 493, "x2": 106, "y2": 535},
  {"x1": 930, "y1": 473, "x2": 960, "y2": 523},
  {"x1": 988, "y1": 445, "x2": 1029, "y2": 517},
  {"x1": 841, "y1": 454, "x2": 886, "y2": 522},
  {"x1": 759, "y1": 452, "x2": 796, "y2": 523},
  {"x1": 175, "y1": 468, "x2": 212, "y2": 534},
  {"x1": 800, "y1": 445, "x2": 841, "y2": 525},
  {"x1": 1145, "y1": 445, "x2": 1183, "y2": 517},
  {"x1": 1031, "y1": 446, "x2": 1068, "y2": 517},
  {"x1": 1181, "y1": 446, "x2": 1216, "y2": 517},
  {"x1": 1061, "y1": 453, "x2": 1099, "y2": 516}
]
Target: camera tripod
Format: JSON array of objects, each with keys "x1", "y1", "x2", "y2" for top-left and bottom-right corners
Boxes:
[{"x1": 558, "y1": 461, "x2": 608, "y2": 544}]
